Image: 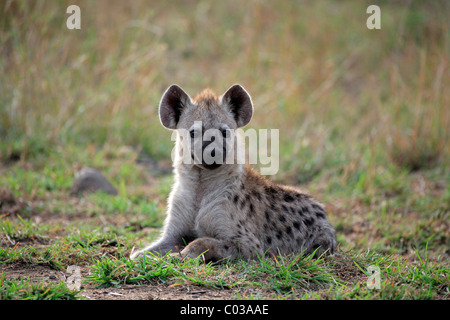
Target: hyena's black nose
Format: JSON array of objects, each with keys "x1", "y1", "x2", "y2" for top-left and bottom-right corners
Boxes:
[
  {"x1": 202, "y1": 139, "x2": 214, "y2": 150},
  {"x1": 200, "y1": 135, "x2": 225, "y2": 170}
]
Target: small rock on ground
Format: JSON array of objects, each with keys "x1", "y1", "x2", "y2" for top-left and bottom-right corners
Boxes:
[{"x1": 70, "y1": 167, "x2": 118, "y2": 196}]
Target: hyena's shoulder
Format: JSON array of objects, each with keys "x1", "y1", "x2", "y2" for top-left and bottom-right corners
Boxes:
[
  {"x1": 239, "y1": 165, "x2": 316, "y2": 204},
  {"x1": 233, "y1": 165, "x2": 329, "y2": 227}
]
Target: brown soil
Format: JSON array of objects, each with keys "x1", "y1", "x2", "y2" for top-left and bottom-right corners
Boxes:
[{"x1": 0, "y1": 188, "x2": 26, "y2": 216}]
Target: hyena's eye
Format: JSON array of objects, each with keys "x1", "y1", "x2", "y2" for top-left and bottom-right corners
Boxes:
[
  {"x1": 221, "y1": 129, "x2": 229, "y2": 138},
  {"x1": 190, "y1": 130, "x2": 200, "y2": 138}
]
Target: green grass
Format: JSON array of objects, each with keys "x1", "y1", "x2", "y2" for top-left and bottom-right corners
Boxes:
[
  {"x1": 1, "y1": 216, "x2": 48, "y2": 242},
  {"x1": 84, "y1": 250, "x2": 338, "y2": 295},
  {"x1": 82, "y1": 246, "x2": 448, "y2": 300},
  {"x1": 0, "y1": 274, "x2": 80, "y2": 300},
  {"x1": 0, "y1": 0, "x2": 448, "y2": 300}
]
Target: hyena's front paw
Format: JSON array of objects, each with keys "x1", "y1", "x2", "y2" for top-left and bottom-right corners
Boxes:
[
  {"x1": 130, "y1": 248, "x2": 161, "y2": 260},
  {"x1": 130, "y1": 241, "x2": 180, "y2": 260},
  {"x1": 131, "y1": 248, "x2": 182, "y2": 261},
  {"x1": 180, "y1": 237, "x2": 225, "y2": 263},
  {"x1": 130, "y1": 249, "x2": 144, "y2": 260}
]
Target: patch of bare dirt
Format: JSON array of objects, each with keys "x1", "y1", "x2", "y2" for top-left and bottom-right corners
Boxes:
[
  {"x1": 81, "y1": 283, "x2": 239, "y2": 300},
  {"x1": 1, "y1": 263, "x2": 67, "y2": 283},
  {"x1": 0, "y1": 188, "x2": 27, "y2": 216}
]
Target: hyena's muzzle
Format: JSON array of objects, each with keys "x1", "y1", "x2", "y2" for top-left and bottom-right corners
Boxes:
[{"x1": 190, "y1": 127, "x2": 233, "y2": 170}]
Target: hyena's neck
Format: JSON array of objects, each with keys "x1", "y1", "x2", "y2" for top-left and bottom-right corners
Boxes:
[
  {"x1": 174, "y1": 163, "x2": 244, "y2": 214},
  {"x1": 175, "y1": 162, "x2": 244, "y2": 186},
  {"x1": 173, "y1": 135, "x2": 246, "y2": 191}
]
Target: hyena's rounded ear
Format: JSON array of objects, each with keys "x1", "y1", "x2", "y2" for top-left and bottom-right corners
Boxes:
[
  {"x1": 221, "y1": 84, "x2": 253, "y2": 128},
  {"x1": 159, "y1": 84, "x2": 192, "y2": 129}
]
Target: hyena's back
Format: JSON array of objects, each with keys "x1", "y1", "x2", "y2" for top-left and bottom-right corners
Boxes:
[{"x1": 229, "y1": 166, "x2": 337, "y2": 258}]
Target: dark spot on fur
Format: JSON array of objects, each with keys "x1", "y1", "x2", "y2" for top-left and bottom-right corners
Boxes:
[
  {"x1": 299, "y1": 205, "x2": 310, "y2": 214},
  {"x1": 265, "y1": 186, "x2": 278, "y2": 198},
  {"x1": 281, "y1": 204, "x2": 288, "y2": 212},
  {"x1": 252, "y1": 190, "x2": 261, "y2": 201},
  {"x1": 286, "y1": 226, "x2": 293, "y2": 236},
  {"x1": 311, "y1": 204, "x2": 326, "y2": 218},
  {"x1": 266, "y1": 236, "x2": 272, "y2": 245},
  {"x1": 279, "y1": 215, "x2": 286, "y2": 223},
  {"x1": 297, "y1": 208, "x2": 304, "y2": 217},
  {"x1": 224, "y1": 245, "x2": 229, "y2": 250},
  {"x1": 312, "y1": 204, "x2": 326, "y2": 218},
  {"x1": 283, "y1": 194, "x2": 294, "y2": 202},
  {"x1": 293, "y1": 221, "x2": 301, "y2": 231},
  {"x1": 304, "y1": 217, "x2": 315, "y2": 227},
  {"x1": 265, "y1": 210, "x2": 271, "y2": 222},
  {"x1": 316, "y1": 211, "x2": 326, "y2": 219},
  {"x1": 249, "y1": 202, "x2": 254, "y2": 213},
  {"x1": 240, "y1": 199, "x2": 246, "y2": 210},
  {"x1": 276, "y1": 231, "x2": 282, "y2": 240},
  {"x1": 233, "y1": 194, "x2": 239, "y2": 204}
]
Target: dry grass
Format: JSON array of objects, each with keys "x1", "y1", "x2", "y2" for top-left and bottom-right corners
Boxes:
[{"x1": 1, "y1": 1, "x2": 448, "y2": 167}]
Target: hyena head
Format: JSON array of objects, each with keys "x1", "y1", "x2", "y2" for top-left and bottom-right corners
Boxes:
[{"x1": 159, "y1": 84, "x2": 253, "y2": 170}]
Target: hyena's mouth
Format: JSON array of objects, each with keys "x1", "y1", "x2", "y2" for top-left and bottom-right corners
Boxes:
[
  {"x1": 190, "y1": 153, "x2": 223, "y2": 170},
  {"x1": 200, "y1": 162, "x2": 222, "y2": 170}
]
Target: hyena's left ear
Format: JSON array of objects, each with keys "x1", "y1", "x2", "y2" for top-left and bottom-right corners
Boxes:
[
  {"x1": 221, "y1": 84, "x2": 253, "y2": 128},
  {"x1": 159, "y1": 84, "x2": 192, "y2": 129}
]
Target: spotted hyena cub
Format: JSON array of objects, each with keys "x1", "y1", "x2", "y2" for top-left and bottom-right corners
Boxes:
[{"x1": 131, "y1": 84, "x2": 337, "y2": 262}]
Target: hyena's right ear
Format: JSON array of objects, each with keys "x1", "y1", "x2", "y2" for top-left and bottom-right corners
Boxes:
[
  {"x1": 221, "y1": 84, "x2": 253, "y2": 128},
  {"x1": 159, "y1": 84, "x2": 192, "y2": 129}
]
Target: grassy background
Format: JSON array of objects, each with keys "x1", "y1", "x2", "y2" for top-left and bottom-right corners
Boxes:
[{"x1": 0, "y1": 0, "x2": 449, "y2": 299}]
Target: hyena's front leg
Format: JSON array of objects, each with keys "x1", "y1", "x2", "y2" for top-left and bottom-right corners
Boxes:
[
  {"x1": 130, "y1": 206, "x2": 195, "y2": 260},
  {"x1": 130, "y1": 237, "x2": 183, "y2": 260}
]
